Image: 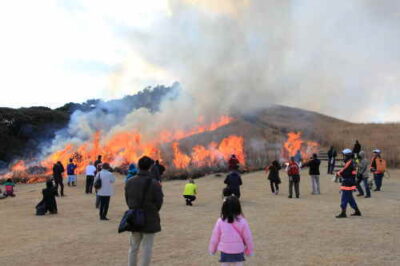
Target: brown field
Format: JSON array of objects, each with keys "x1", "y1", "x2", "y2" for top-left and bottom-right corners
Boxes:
[{"x1": 1, "y1": 165, "x2": 400, "y2": 266}]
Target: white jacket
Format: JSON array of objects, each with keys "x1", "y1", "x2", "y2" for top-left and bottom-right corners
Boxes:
[{"x1": 94, "y1": 170, "x2": 116, "y2": 196}]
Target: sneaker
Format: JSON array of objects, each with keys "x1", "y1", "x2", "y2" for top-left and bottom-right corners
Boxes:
[
  {"x1": 288, "y1": 195, "x2": 292, "y2": 198},
  {"x1": 364, "y1": 195, "x2": 371, "y2": 198}
]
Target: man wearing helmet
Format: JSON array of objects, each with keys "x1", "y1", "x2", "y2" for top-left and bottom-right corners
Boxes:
[{"x1": 335, "y1": 149, "x2": 362, "y2": 218}]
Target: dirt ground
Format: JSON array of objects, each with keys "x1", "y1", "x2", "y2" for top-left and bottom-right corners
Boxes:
[{"x1": 1, "y1": 164, "x2": 399, "y2": 266}]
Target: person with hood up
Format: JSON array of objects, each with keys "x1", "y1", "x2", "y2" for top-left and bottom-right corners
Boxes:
[
  {"x1": 336, "y1": 149, "x2": 362, "y2": 218},
  {"x1": 356, "y1": 151, "x2": 371, "y2": 198},
  {"x1": 125, "y1": 163, "x2": 138, "y2": 183}
]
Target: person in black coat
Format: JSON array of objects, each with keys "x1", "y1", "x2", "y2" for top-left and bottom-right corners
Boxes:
[
  {"x1": 327, "y1": 146, "x2": 337, "y2": 174},
  {"x1": 52, "y1": 161, "x2": 65, "y2": 196},
  {"x1": 266, "y1": 160, "x2": 282, "y2": 195},
  {"x1": 302, "y1": 154, "x2": 321, "y2": 194},
  {"x1": 224, "y1": 167, "x2": 243, "y2": 198},
  {"x1": 352, "y1": 140, "x2": 361, "y2": 159},
  {"x1": 36, "y1": 180, "x2": 58, "y2": 215}
]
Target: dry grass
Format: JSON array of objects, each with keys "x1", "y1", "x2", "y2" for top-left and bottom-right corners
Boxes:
[{"x1": 1, "y1": 164, "x2": 400, "y2": 266}]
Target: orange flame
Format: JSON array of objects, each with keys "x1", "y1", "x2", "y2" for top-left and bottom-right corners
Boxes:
[{"x1": 283, "y1": 132, "x2": 319, "y2": 160}]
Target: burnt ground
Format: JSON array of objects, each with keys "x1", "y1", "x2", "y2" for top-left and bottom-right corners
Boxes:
[{"x1": 1, "y1": 164, "x2": 399, "y2": 266}]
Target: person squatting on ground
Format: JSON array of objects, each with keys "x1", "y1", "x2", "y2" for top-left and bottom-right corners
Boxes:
[
  {"x1": 287, "y1": 157, "x2": 301, "y2": 198},
  {"x1": 224, "y1": 167, "x2": 243, "y2": 199},
  {"x1": 370, "y1": 149, "x2": 386, "y2": 192},
  {"x1": 125, "y1": 156, "x2": 164, "y2": 266},
  {"x1": 85, "y1": 162, "x2": 96, "y2": 194},
  {"x1": 94, "y1": 163, "x2": 115, "y2": 220},
  {"x1": 183, "y1": 178, "x2": 197, "y2": 206},
  {"x1": 36, "y1": 180, "x2": 58, "y2": 215},
  {"x1": 52, "y1": 161, "x2": 65, "y2": 197},
  {"x1": 336, "y1": 149, "x2": 362, "y2": 218},
  {"x1": 67, "y1": 158, "x2": 77, "y2": 186},
  {"x1": 209, "y1": 196, "x2": 254, "y2": 266},
  {"x1": 356, "y1": 151, "x2": 371, "y2": 198},
  {"x1": 265, "y1": 160, "x2": 281, "y2": 195},
  {"x1": 3, "y1": 178, "x2": 16, "y2": 197},
  {"x1": 327, "y1": 146, "x2": 337, "y2": 175},
  {"x1": 302, "y1": 154, "x2": 321, "y2": 195}
]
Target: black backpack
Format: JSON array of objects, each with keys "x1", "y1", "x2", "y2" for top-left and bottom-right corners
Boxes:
[{"x1": 94, "y1": 173, "x2": 102, "y2": 190}]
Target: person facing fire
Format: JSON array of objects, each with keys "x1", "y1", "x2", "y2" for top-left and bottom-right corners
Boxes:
[
  {"x1": 265, "y1": 160, "x2": 281, "y2": 195},
  {"x1": 327, "y1": 146, "x2": 337, "y2": 174},
  {"x1": 3, "y1": 178, "x2": 16, "y2": 197},
  {"x1": 352, "y1": 140, "x2": 361, "y2": 159},
  {"x1": 370, "y1": 149, "x2": 386, "y2": 191},
  {"x1": 224, "y1": 165, "x2": 243, "y2": 198},
  {"x1": 94, "y1": 155, "x2": 102, "y2": 174},
  {"x1": 36, "y1": 180, "x2": 58, "y2": 215},
  {"x1": 335, "y1": 149, "x2": 362, "y2": 218},
  {"x1": 356, "y1": 151, "x2": 370, "y2": 198},
  {"x1": 85, "y1": 161, "x2": 96, "y2": 194},
  {"x1": 67, "y1": 158, "x2": 77, "y2": 186},
  {"x1": 287, "y1": 157, "x2": 301, "y2": 198},
  {"x1": 228, "y1": 154, "x2": 240, "y2": 171},
  {"x1": 52, "y1": 161, "x2": 65, "y2": 197},
  {"x1": 183, "y1": 178, "x2": 197, "y2": 206}
]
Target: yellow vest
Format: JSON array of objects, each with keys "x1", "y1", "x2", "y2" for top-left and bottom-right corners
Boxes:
[{"x1": 183, "y1": 183, "x2": 197, "y2": 196}]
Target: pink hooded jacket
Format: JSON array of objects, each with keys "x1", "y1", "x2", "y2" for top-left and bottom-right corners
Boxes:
[{"x1": 209, "y1": 216, "x2": 254, "y2": 255}]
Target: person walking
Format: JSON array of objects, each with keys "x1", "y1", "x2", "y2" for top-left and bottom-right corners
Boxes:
[
  {"x1": 370, "y1": 149, "x2": 386, "y2": 191},
  {"x1": 224, "y1": 167, "x2": 243, "y2": 199},
  {"x1": 52, "y1": 161, "x2": 65, "y2": 197},
  {"x1": 327, "y1": 146, "x2": 337, "y2": 174},
  {"x1": 302, "y1": 154, "x2": 321, "y2": 195},
  {"x1": 336, "y1": 149, "x2": 362, "y2": 218},
  {"x1": 287, "y1": 157, "x2": 301, "y2": 198},
  {"x1": 183, "y1": 178, "x2": 197, "y2": 206},
  {"x1": 356, "y1": 151, "x2": 371, "y2": 198},
  {"x1": 125, "y1": 156, "x2": 164, "y2": 266},
  {"x1": 67, "y1": 159, "x2": 77, "y2": 186},
  {"x1": 94, "y1": 163, "x2": 115, "y2": 220},
  {"x1": 265, "y1": 160, "x2": 281, "y2": 195},
  {"x1": 209, "y1": 196, "x2": 254, "y2": 266},
  {"x1": 85, "y1": 162, "x2": 96, "y2": 194}
]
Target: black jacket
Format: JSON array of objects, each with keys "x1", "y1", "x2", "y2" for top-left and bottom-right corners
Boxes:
[
  {"x1": 125, "y1": 170, "x2": 164, "y2": 233},
  {"x1": 267, "y1": 165, "x2": 281, "y2": 183},
  {"x1": 353, "y1": 143, "x2": 361, "y2": 154},
  {"x1": 224, "y1": 171, "x2": 243, "y2": 189},
  {"x1": 52, "y1": 163, "x2": 64, "y2": 180},
  {"x1": 303, "y1": 159, "x2": 321, "y2": 175},
  {"x1": 328, "y1": 149, "x2": 337, "y2": 158}
]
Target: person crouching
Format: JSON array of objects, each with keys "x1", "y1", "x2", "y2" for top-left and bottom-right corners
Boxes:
[{"x1": 183, "y1": 178, "x2": 197, "y2": 206}]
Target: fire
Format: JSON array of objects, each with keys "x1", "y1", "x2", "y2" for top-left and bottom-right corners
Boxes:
[
  {"x1": 172, "y1": 142, "x2": 191, "y2": 169},
  {"x1": 283, "y1": 132, "x2": 319, "y2": 160}
]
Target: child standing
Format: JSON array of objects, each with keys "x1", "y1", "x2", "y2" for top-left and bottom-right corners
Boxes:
[
  {"x1": 183, "y1": 178, "x2": 197, "y2": 206},
  {"x1": 209, "y1": 196, "x2": 254, "y2": 266},
  {"x1": 3, "y1": 178, "x2": 16, "y2": 197},
  {"x1": 265, "y1": 160, "x2": 282, "y2": 195}
]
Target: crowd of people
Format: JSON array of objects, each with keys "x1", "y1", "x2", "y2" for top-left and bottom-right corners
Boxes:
[{"x1": 13, "y1": 138, "x2": 385, "y2": 265}]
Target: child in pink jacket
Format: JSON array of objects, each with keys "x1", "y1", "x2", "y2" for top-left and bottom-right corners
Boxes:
[{"x1": 209, "y1": 196, "x2": 254, "y2": 266}]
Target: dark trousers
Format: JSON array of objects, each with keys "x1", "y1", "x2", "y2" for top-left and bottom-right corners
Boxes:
[
  {"x1": 229, "y1": 187, "x2": 241, "y2": 199},
  {"x1": 183, "y1": 195, "x2": 196, "y2": 205},
  {"x1": 328, "y1": 158, "x2": 336, "y2": 174},
  {"x1": 289, "y1": 175, "x2": 300, "y2": 197},
  {"x1": 54, "y1": 178, "x2": 64, "y2": 196},
  {"x1": 340, "y1": 190, "x2": 358, "y2": 210},
  {"x1": 374, "y1": 173, "x2": 384, "y2": 190},
  {"x1": 86, "y1": 175, "x2": 94, "y2": 194},
  {"x1": 270, "y1": 181, "x2": 279, "y2": 193},
  {"x1": 99, "y1": 196, "x2": 110, "y2": 219}
]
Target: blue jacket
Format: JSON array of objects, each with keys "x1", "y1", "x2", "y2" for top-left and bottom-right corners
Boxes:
[{"x1": 125, "y1": 164, "x2": 138, "y2": 183}]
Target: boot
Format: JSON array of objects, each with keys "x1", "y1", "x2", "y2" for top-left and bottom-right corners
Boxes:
[
  {"x1": 351, "y1": 208, "x2": 362, "y2": 216},
  {"x1": 336, "y1": 209, "x2": 347, "y2": 218}
]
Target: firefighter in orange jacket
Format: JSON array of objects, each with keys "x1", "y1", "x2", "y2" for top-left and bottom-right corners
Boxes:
[{"x1": 336, "y1": 149, "x2": 362, "y2": 218}]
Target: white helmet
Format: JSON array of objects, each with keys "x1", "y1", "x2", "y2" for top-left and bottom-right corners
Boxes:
[
  {"x1": 373, "y1": 149, "x2": 381, "y2": 154},
  {"x1": 342, "y1": 148, "x2": 352, "y2": 155}
]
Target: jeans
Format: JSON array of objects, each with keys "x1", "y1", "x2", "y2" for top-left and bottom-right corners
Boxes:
[
  {"x1": 270, "y1": 181, "x2": 279, "y2": 193},
  {"x1": 128, "y1": 233, "x2": 155, "y2": 266},
  {"x1": 98, "y1": 196, "x2": 110, "y2": 219},
  {"x1": 68, "y1": 175, "x2": 77, "y2": 185},
  {"x1": 86, "y1": 175, "x2": 94, "y2": 193},
  {"x1": 374, "y1": 173, "x2": 384, "y2": 190},
  {"x1": 289, "y1": 175, "x2": 300, "y2": 197},
  {"x1": 310, "y1": 175, "x2": 320, "y2": 194},
  {"x1": 340, "y1": 190, "x2": 358, "y2": 210}
]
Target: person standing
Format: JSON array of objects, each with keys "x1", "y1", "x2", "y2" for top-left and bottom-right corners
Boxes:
[
  {"x1": 265, "y1": 160, "x2": 281, "y2": 195},
  {"x1": 356, "y1": 151, "x2": 371, "y2": 198},
  {"x1": 94, "y1": 155, "x2": 102, "y2": 172},
  {"x1": 53, "y1": 161, "x2": 65, "y2": 197},
  {"x1": 287, "y1": 157, "x2": 301, "y2": 198},
  {"x1": 228, "y1": 154, "x2": 240, "y2": 171},
  {"x1": 327, "y1": 146, "x2": 337, "y2": 174},
  {"x1": 183, "y1": 178, "x2": 197, "y2": 206},
  {"x1": 370, "y1": 149, "x2": 386, "y2": 191},
  {"x1": 125, "y1": 163, "x2": 138, "y2": 183},
  {"x1": 302, "y1": 154, "x2": 321, "y2": 195},
  {"x1": 94, "y1": 163, "x2": 115, "y2": 220},
  {"x1": 353, "y1": 140, "x2": 361, "y2": 159},
  {"x1": 125, "y1": 156, "x2": 164, "y2": 266},
  {"x1": 67, "y1": 159, "x2": 77, "y2": 186},
  {"x1": 85, "y1": 162, "x2": 96, "y2": 194},
  {"x1": 294, "y1": 150, "x2": 302, "y2": 165},
  {"x1": 224, "y1": 167, "x2": 243, "y2": 199},
  {"x1": 336, "y1": 149, "x2": 362, "y2": 218},
  {"x1": 94, "y1": 155, "x2": 103, "y2": 208}
]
